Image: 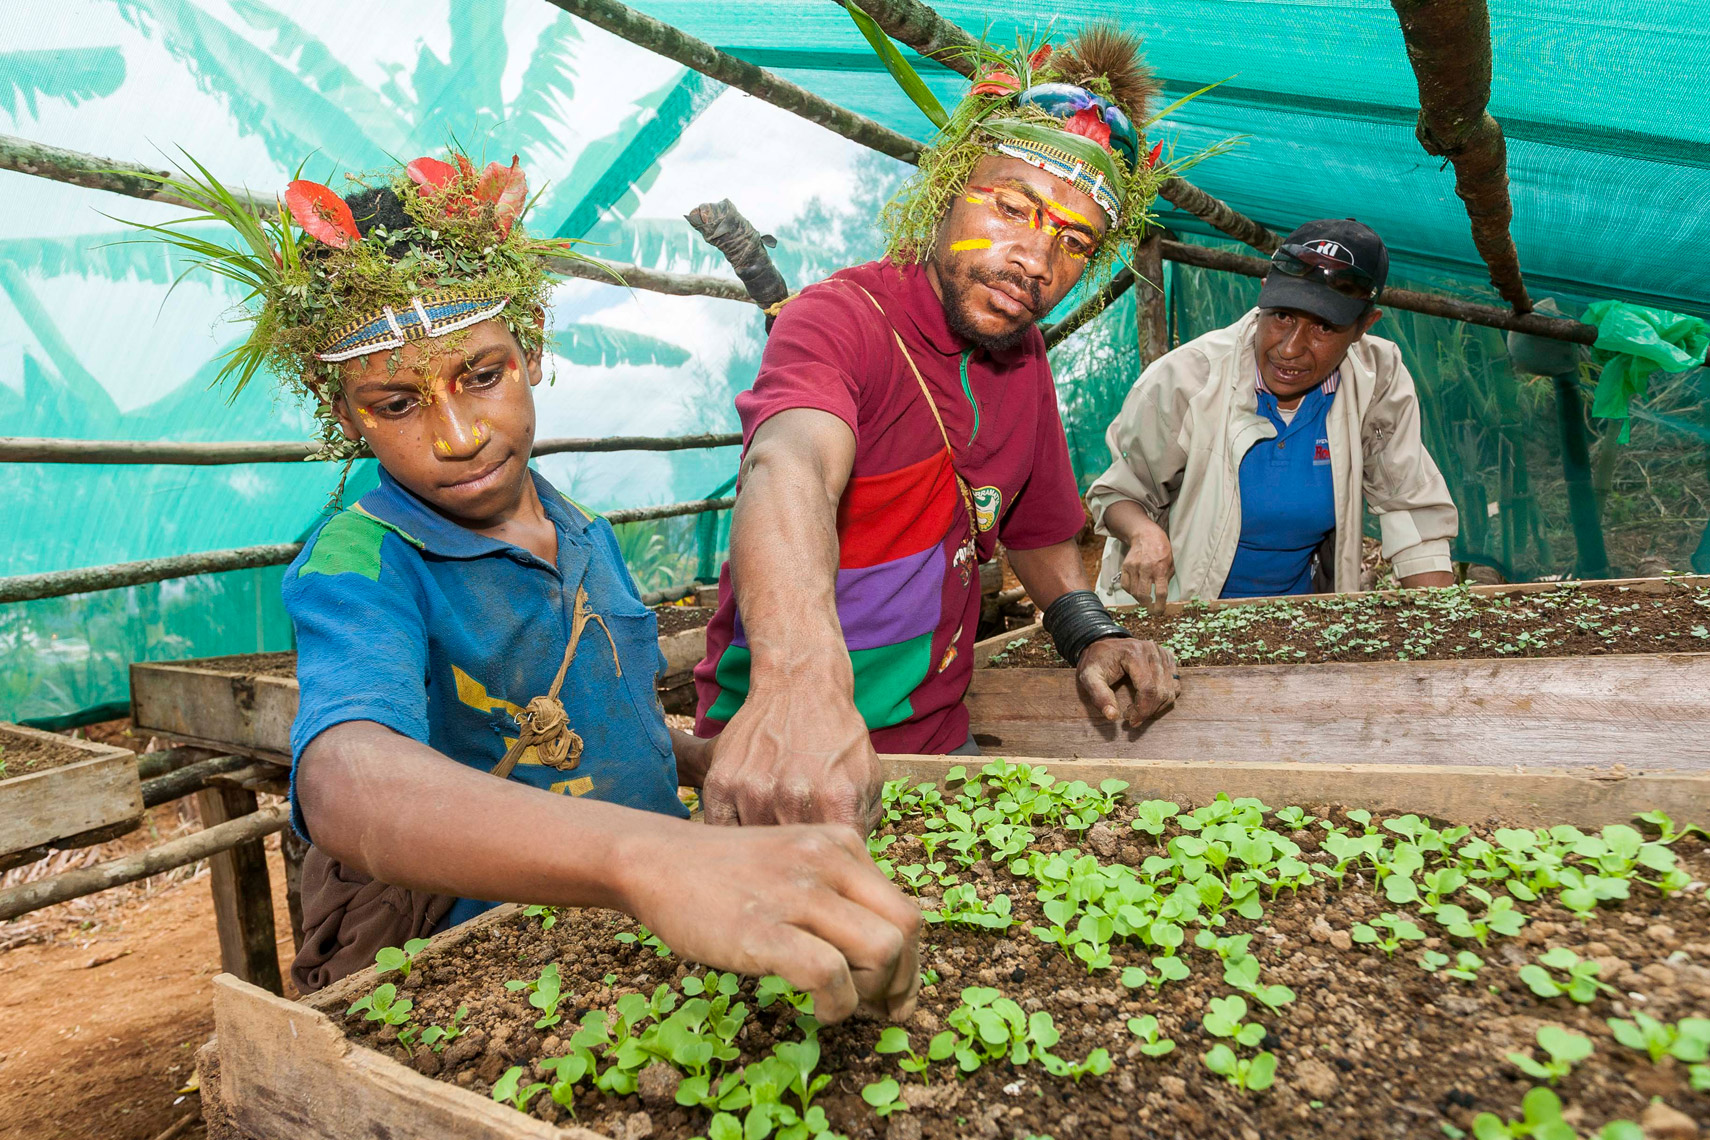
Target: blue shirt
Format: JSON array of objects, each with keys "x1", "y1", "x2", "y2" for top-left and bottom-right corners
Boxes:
[
  {"x1": 283, "y1": 466, "x2": 687, "y2": 925},
  {"x1": 1221, "y1": 377, "x2": 1338, "y2": 599}
]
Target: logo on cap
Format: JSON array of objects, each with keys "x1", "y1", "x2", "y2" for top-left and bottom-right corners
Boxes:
[{"x1": 1305, "y1": 240, "x2": 1354, "y2": 265}]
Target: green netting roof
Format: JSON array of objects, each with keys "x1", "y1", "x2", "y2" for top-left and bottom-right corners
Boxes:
[
  {"x1": 634, "y1": 0, "x2": 1710, "y2": 315},
  {"x1": 2, "y1": 1, "x2": 1708, "y2": 722}
]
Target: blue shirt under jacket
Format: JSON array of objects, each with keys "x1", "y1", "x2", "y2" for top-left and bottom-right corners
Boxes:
[
  {"x1": 1221, "y1": 375, "x2": 1339, "y2": 599},
  {"x1": 282, "y1": 466, "x2": 687, "y2": 926}
]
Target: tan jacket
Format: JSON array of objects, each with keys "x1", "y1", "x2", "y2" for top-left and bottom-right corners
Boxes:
[{"x1": 1085, "y1": 308, "x2": 1458, "y2": 604}]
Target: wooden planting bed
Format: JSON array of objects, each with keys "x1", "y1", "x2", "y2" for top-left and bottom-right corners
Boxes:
[
  {"x1": 968, "y1": 576, "x2": 1710, "y2": 775},
  {"x1": 131, "y1": 608, "x2": 714, "y2": 760},
  {"x1": 0, "y1": 721, "x2": 139, "y2": 869},
  {"x1": 198, "y1": 754, "x2": 1710, "y2": 1140}
]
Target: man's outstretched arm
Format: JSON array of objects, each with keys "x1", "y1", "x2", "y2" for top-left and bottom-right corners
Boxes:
[
  {"x1": 701, "y1": 408, "x2": 883, "y2": 831},
  {"x1": 297, "y1": 720, "x2": 918, "y2": 1023}
]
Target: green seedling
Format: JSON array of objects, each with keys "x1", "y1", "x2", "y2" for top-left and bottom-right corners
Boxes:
[
  {"x1": 1220, "y1": 952, "x2": 1296, "y2": 1011},
  {"x1": 1634, "y1": 808, "x2": 1709, "y2": 845},
  {"x1": 1505, "y1": 1025, "x2": 1592, "y2": 1084},
  {"x1": 419, "y1": 1005, "x2": 468, "y2": 1052},
  {"x1": 1201, "y1": 995, "x2": 1266, "y2": 1048},
  {"x1": 875, "y1": 1025, "x2": 954, "y2": 1083},
  {"x1": 1202, "y1": 1044, "x2": 1276, "y2": 1091},
  {"x1": 347, "y1": 982, "x2": 412, "y2": 1026},
  {"x1": 505, "y1": 962, "x2": 568, "y2": 1029},
  {"x1": 680, "y1": 970, "x2": 741, "y2": 1000},
  {"x1": 1272, "y1": 806, "x2": 1314, "y2": 829},
  {"x1": 756, "y1": 975, "x2": 816, "y2": 1018},
  {"x1": 1126, "y1": 1015, "x2": 1175, "y2": 1057},
  {"x1": 1130, "y1": 799, "x2": 1180, "y2": 837},
  {"x1": 924, "y1": 883, "x2": 1014, "y2": 930},
  {"x1": 1431, "y1": 889, "x2": 1527, "y2": 945},
  {"x1": 490, "y1": 1065, "x2": 548, "y2": 1113},
  {"x1": 1351, "y1": 913, "x2": 1427, "y2": 957},
  {"x1": 1691, "y1": 1063, "x2": 1710, "y2": 1092},
  {"x1": 1467, "y1": 1086, "x2": 1578, "y2": 1140},
  {"x1": 861, "y1": 1077, "x2": 908, "y2": 1117},
  {"x1": 522, "y1": 904, "x2": 558, "y2": 932},
  {"x1": 1519, "y1": 948, "x2": 1616, "y2": 1004},
  {"x1": 614, "y1": 924, "x2": 671, "y2": 957},
  {"x1": 1606, "y1": 1012, "x2": 1710, "y2": 1063},
  {"x1": 373, "y1": 937, "x2": 431, "y2": 979}
]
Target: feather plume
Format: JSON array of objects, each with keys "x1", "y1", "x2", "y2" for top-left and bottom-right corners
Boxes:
[{"x1": 1054, "y1": 24, "x2": 1157, "y2": 122}]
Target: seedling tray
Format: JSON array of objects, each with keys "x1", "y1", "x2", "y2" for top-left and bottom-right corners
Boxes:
[
  {"x1": 969, "y1": 577, "x2": 1710, "y2": 771},
  {"x1": 0, "y1": 722, "x2": 140, "y2": 864},
  {"x1": 202, "y1": 754, "x2": 1709, "y2": 1140}
]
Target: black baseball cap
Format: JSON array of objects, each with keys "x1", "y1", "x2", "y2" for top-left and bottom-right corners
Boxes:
[{"x1": 1257, "y1": 218, "x2": 1389, "y2": 327}]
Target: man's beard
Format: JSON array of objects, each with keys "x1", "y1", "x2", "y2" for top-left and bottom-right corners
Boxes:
[{"x1": 935, "y1": 258, "x2": 1043, "y2": 353}]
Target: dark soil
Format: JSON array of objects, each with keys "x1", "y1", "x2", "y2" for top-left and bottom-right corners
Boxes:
[
  {"x1": 653, "y1": 606, "x2": 715, "y2": 637},
  {"x1": 334, "y1": 796, "x2": 1710, "y2": 1140},
  {"x1": 0, "y1": 727, "x2": 108, "y2": 780},
  {"x1": 180, "y1": 652, "x2": 299, "y2": 679},
  {"x1": 989, "y1": 580, "x2": 1710, "y2": 669}
]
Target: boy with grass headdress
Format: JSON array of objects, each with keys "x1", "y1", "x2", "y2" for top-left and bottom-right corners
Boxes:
[
  {"x1": 694, "y1": 26, "x2": 1187, "y2": 830},
  {"x1": 136, "y1": 150, "x2": 920, "y2": 1012}
]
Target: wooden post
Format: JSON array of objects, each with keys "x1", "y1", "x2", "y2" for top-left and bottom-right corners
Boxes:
[
  {"x1": 1135, "y1": 231, "x2": 1169, "y2": 366},
  {"x1": 1388, "y1": 0, "x2": 1531, "y2": 313},
  {"x1": 280, "y1": 828, "x2": 308, "y2": 957},
  {"x1": 194, "y1": 786, "x2": 284, "y2": 995}
]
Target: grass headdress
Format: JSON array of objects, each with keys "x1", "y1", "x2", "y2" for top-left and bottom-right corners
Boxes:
[
  {"x1": 128, "y1": 148, "x2": 582, "y2": 459},
  {"x1": 849, "y1": 15, "x2": 1225, "y2": 279}
]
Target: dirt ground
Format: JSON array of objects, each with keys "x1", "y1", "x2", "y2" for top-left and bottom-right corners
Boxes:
[{"x1": 0, "y1": 798, "x2": 295, "y2": 1140}]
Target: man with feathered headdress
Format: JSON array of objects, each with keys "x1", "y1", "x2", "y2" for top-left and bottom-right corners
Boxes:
[{"x1": 694, "y1": 25, "x2": 1185, "y2": 828}]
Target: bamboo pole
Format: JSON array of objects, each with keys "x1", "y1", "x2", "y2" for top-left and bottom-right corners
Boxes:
[
  {"x1": 0, "y1": 803, "x2": 290, "y2": 922},
  {"x1": 0, "y1": 497, "x2": 734, "y2": 604},
  {"x1": 0, "y1": 432, "x2": 741, "y2": 466},
  {"x1": 840, "y1": 0, "x2": 1283, "y2": 254},
  {"x1": 1389, "y1": 0, "x2": 1531, "y2": 313},
  {"x1": 544, "y1": 0, "x2": 925, "y2": 165},
  {"x1": 0, "y1": 133, "x2": 754, "y2": 305}
]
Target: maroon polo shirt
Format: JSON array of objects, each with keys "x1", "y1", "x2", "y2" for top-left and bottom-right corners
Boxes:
[{"x1": 694, "y1": 258, "x2": 1084, "y2": 754}]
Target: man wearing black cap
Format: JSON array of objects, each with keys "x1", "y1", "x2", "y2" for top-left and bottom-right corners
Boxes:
[{"x1": 1085, "y1": 219, "x2": 1459, "y2": 606}]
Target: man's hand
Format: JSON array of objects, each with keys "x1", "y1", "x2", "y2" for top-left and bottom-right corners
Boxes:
[
  {"x1": 619, "y1": 820, "x2": 919, "y2": 1024},
  {"x1": 1076, "y1": 636, "x2": 1179, "y2": 727},
  {"x1": 1117, "y1": 514, "x2": 1174, "y2": 615},
  {"x1": 702, "y1": 686, "x2": 882, "y2": 832}
]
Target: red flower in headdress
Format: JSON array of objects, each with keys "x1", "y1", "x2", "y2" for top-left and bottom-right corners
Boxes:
[
  {"x1": 1028, "y1": 44, "x2": 1052, "y2": 69},
  {"x1": 476, "y1": 156, "x2": 528, "y2": 236},
  {"x1": 1144, "y1": 140, "x2": 1164, "y2": 170},
  {"x1": 1063, "y1": 106, "x2": 1112, "y2": 150},
  {"x1": 284, "y1": 180, "x2": 360, "y2": 248},
  {"x1": 407, "y1": 153, "x2": 527, "y2": 235},
  {"x1": 970, "y1": 68, "x2": 1022, "y2": 96}
]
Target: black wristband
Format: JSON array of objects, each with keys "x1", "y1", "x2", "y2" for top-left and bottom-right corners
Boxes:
[{"x1": 1041, "y1": 589, "x2": 1133, "y2": 667}]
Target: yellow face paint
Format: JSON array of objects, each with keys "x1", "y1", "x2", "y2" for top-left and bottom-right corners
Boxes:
[
  {"x1": 1043, "y1": 197, "x2": 1093, "y2": 228},
  {"x1": 434, "y1": 437, "x2": 452, "y2": 455},
  {"x1": 949, "y1": 238, "x2": 993, "y2": 252},
  {"x1": 472, "y1": 420, "x2": 489, "y2": 443},
  {"x1": 357, "y1": 407, "x2": 377, "y2": 429}
]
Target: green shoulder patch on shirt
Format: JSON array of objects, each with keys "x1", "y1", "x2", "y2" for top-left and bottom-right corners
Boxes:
[{"x1": 299, "y1": 506, "x2": 422, "y2": 581}]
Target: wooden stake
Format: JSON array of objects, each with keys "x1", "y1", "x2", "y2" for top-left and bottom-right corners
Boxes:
[
  {"x1": 195, "y1": 786, "x2": 284, "y2": 996},
  {"x1": 1135, "y1": 231, "x2": 1169, "y2": 366}
]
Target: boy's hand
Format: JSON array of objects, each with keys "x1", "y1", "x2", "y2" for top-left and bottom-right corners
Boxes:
[
  {"x1": 701, "y1": 689, "x2": 883, "y2": 833},
  {"x1": 619, "y1": 820, "x2": 919, "y2": 1024}
]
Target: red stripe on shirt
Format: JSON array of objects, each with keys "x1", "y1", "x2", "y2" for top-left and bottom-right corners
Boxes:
[{"x1": 837, "y1": 450, "x2": 961, "y2": 569}]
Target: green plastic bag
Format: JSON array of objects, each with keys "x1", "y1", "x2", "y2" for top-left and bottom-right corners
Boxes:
[{"x1": 1583, "y1": 300, "x2": 1710, "y2": 442}]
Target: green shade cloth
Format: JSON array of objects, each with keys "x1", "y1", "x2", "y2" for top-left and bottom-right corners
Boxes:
[{"x1": 1584, "y1": 301, "x2": 1710, "y2": 442}]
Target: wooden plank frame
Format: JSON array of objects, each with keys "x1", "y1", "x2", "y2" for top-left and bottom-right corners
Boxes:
[
  {"x1": 205, "y1": 750, "x2": 1708, "y2": 1140},
  {"x1": 0, "y1": 722, "x2": 139, "y2": 861},
  {"x1": 966, "y1": 576, "x2": 1710, "y2": 774},
  {"x1": 132, "y1": 627, "x2": 713, "y2": 759}
]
